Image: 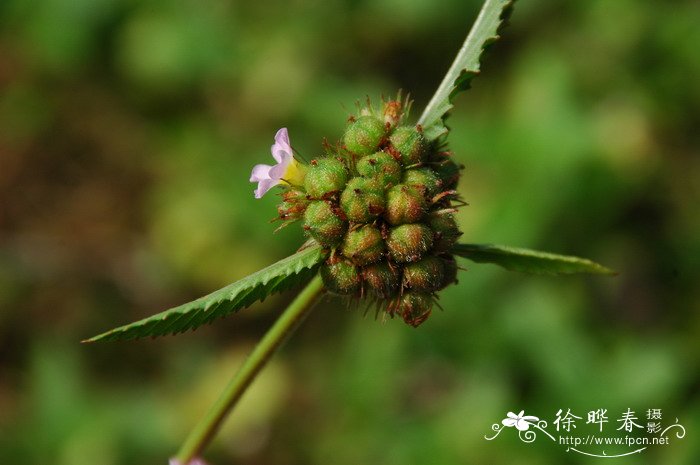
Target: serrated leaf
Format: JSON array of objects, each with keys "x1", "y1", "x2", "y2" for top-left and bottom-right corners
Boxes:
[
  {"x1": 452, "y1": 243, "x2": 616, "y2": 276},
  {"x1": 418, "y1": 0, "x2": 515, "y2": 141},
  {"x1": 85, "y1": 245, "x2": 327, "y2": 342}
]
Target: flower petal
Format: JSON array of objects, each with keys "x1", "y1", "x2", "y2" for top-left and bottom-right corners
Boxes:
[
  {"x1": 254, "y1": 178, "x2": 280, "y2": 199},
  {"x1": 506, "y1": 411, "x2": 519, "y2": 419},
  {"x1": 269, "y1": 157, "x2": 291, "y2": 180},
  {"x1": 523, "y1": 415, "x2": 539, "y2": 423},
  {"x1": 251, "y1": 128, "x2": 300, "y2": 198},
  {"x1": 250, "y1": 163, "x2": 273, "y2": 182},
  {"x1": 271, "y1": 127, "x2": 292, "y2": 163}
]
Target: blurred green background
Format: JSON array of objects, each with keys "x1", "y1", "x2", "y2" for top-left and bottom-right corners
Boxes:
[{"x1": 1, "y1": 0, "x2": 699, "y2": 464}]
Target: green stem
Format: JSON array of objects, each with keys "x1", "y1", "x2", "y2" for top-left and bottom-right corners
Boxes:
[{"x1": 174, "y1": 275, "x2": 325, "y2": 464}]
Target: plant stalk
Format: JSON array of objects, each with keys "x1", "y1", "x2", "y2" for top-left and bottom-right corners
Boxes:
[{"x1": 174, "y1": 275, "x2": 325, "y2": 464}]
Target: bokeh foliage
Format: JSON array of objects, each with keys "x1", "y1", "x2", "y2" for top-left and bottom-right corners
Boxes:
[{"x1": 0, "y1": 0, "x2": 699, "y2": 464}]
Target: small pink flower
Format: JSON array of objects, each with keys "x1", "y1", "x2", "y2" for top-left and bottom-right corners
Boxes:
[
  {"x1": 502, "y1": 410, "x2": 539, "y2": 431},
  {"x1": 250, "y1": 128, "x2": 304, "y2": 198}
]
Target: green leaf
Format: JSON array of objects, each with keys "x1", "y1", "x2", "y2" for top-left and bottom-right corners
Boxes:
[
  {"x1": 417, "y1": 0, "x2": 515, "y2": 141},
  {"x1": 452, "y1": 243, "x2": 616, "y2": 276},
  {"x1": 85, "y1": 245, "x2": 327, "y2": 342}
]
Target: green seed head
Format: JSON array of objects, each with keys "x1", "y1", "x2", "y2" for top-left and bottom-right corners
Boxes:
[
  {"x1": 385, "y1": 184, "x2": 427, "y2": 225},
  {"x1": 340, "y1": 177, "x2": 385, "y2": 223},
  {"x1": 390, "y1": 126, "x2": 426, "y2": 166},
  {"x1": 429, "y1": 213, "x2": 462, "y2": 253},
  {"x1": 356, "y1": 151, "x2": 402, "y2": 187},
  {"x1": 402, "y1": 167, "x2": 442, "y2": 199},
  {"x1": 269, "y1": 98, "x2": 466, "y2": 324},
  {"x1": 321, "y1": 256, "x2": 361, "y2": 295},
  {"x1": 303, "y1": 200, "x2": 347, "y2": 247},
  {"x1": 362, "y1": 261, "x2": 400, "y2": 298},
  {"x1": 341, "y1": 224, "x2": 385, "y2": 266},
  {"x1": 386, "y1": 223, "x2": 434, "y2": 263},
  {"x1": 304, "y1": 157, "x2": 349, "y2": 198},
  {"x1": 344, "y1": 115, "x2": 386, "y2": 155},
  {"x1": 396, "y1": 292, "x2": 433, "y2": 327},
  {"x1": 402, "y1": 255, "x2": 445, "y2": 292}
]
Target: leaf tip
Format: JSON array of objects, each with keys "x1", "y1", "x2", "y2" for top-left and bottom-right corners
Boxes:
[{"x1": 596, "y1": 266, "x2": 618, "y2": 277}]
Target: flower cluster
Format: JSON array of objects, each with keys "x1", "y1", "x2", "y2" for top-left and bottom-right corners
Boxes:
[{"x1": 251, "y1": 98, "x2": 463, "y2": 327}]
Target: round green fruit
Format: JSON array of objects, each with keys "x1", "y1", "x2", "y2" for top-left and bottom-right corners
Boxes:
[
  {"x1": 390, "y1": 126, "x2": 426, "y2": 166},
  {"x1": 396, "y1": 292, "x2": 433, "y2": 327},
  {"x1": 386, "y1": 223, "x2": 434, "y2": 263},
  {"x1": 438, "y1": 255, "x2": 458, "y2": 290},
  {"x1": 356, "y1": 151, "x2": 402, "y2": 187},
  {"x1": 303, "y1": 200, "x2": 347, "y2": 247},
  {"x1": 385, "y1": 184, "x2": 427, "y2": 225},
  {"x1": 340, "y1": 177, "x2": 385, "y2": 223},
  {"x1": 341, "y1": 224, "x2": 385, "y2": 266},
  {"x1": 277, "y1": 189, "x2": 309, "y2": 220},
  {"x1": 433, "y1": 158, "x2": 461, "y2": 190},
  {"x1": 429, "y1": 213, "x2": 462, "y2": 253},
  {"x1": 402, "y1": 167, "x2": 442, "y2": 198},
  {"x1": 304, "y1": 157, "x2": 349, "y2": 198},
  {"x1": 321, "y1": 257, "x2": 361, "y2": 295},
  {"x1": 402, "y1": 256, "x2": 445, "y2": 292},
  {"x1": 344, "y1": 115, "x2": 386, "y2": 155},
  {"x1": 362, "y1": 262, "x2": 400, "y2": 298}
]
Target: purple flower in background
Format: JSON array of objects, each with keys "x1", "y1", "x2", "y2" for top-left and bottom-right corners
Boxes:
[{"x1": 250, "y1": 128, "x2": 305, "y2": 198}]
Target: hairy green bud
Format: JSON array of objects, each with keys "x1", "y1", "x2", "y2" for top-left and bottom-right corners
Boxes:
[
  {"x1": 402, "y1": 256, "x2": 445, "y2": 292},
  {"x1": 356, "y1": 151, "x2": 402, "y2": 187},
  {"x1": 277, "y1": 189, "x2": 309, "y2": 220},
  {"x1": 321, "y1": 257, "x2": 361, "y2": 295},
  {"x1": 402, "y1": 167, "x2": 442, "y2": 198},
  {"x1": 385, "y1": 184, "x2": 427, "y2": 225},
  {"x1": 341, "y1": 224, "x2": 385, "y2": 266},
  {"x1": 278, "y1": 201, "x2": 304, "y2": 221},
  {"x1": 396, "y1": 292, "x2": 433, "y2": 328},
  {"x1": 386, "y1": 223, "x2": 434, "y2": 263},
  {"x1": 381, "y1": 100, "x2": 403, "y2": 128},
  {"x1": 438, "y1": 255, "x2": 458, "y2": 290},
  {"x1": 344, "y1": 115, "x2": 386, "y2": 155},
  {"x1": 305, "y1": 157, "x2": 349, "y2": 198},
  {"x1": 362, "y1": 261, "x2": 400, "y2": 298},
  {"x1": 429, "y1": 213, "x2": 462, "y2": 253},
  {"x1": 303, "y1": 200, "x2": 347, "y2": 247},
  {"x1": 340, "y1": 177, "x2": 385, "y2": 223},
  {"x1": 433, "y1": 158, "x2": 461, "y2": 190},
  {"x1": 389, "y1": 126, "x2": 426, "y2": 166},
  {"x1": 282, "y1": 189, "x2": 308, "y2": 202}
]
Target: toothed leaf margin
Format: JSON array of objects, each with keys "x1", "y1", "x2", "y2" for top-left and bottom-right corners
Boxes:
[{"x1": 85, "y1": 245, "x2": 327, "y2": 342}]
